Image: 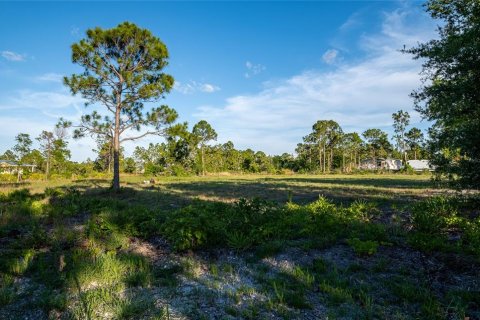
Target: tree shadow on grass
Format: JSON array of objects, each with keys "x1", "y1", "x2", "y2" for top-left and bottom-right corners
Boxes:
[
  {"x1": 157, "y1": 178, "x2": 438, "y2": 208},
  {"x1": 0, "y1": 181, "x2": 31, "y2": 188},
  {"x1": 262, "y1": 176, "x2": 433, "y2": 189}
]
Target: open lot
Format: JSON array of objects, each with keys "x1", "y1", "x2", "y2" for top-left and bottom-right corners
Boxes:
[{"x1": 1, "y1": 174, "x2": 479, "y2": 319}]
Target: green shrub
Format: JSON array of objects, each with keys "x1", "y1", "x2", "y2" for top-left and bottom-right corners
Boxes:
[
  {"x1": 7, "y1": 249, "x2": 35, "y2": 275},
  {"x1": 44, "y1": 187, "x2": 61, "y2": 197},
  {"x1": 227, "y1": 231, "x2": 255, "y2": 251},
  {"x1": 461, "y1": 218, "x2": 480, "y2": 256},
  {"x1": 108, "y1": 206, "x2": 162, "y2": 238},
  {"x1": 170, "y1": 164, "x2": 190, "y2": 177},
  {"x1": 37, "y1": 291, "x2": 67, "y2": 312},
  {"x1": 85, "y1": 216, "x2": 129, "y2": 251},
  {"x1": 0, "y1": 174, "x2": 16, "y2": 182},
  {"x1": 346, "y1": 200, "x2": 379, "y2": 222},
  {"x1": 254, "y1": 241, "x2": 285, "y2": 259},
  {"x1": 347, "y1": 238, "x2": 379, "y2": 256},
  {"x1": 0, "y1": 274, "x2": 15, "y2": 306},
  {"x1": 407, "y1": 196, "x2": 480, "y2": 255},
  {"x1": 411, "y1": 196, "x2": 458, "y2": 234},
  {"x1": 28, "y1": 173, "x2": 45, "y2": 181},
  {"x1": 162, "y1": 198, "x2": 279, "y2": 251},
  {"x1": 161, "y1": 201, "x2": 228, "y2": 250},
  {"x1": 6, "y1": 188, "x2": 31, "y2": 203},
  {"x1": 312, "y1": 257, "x2": 329, "y2": 274}
]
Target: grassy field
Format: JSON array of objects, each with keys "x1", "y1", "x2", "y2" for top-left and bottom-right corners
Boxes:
[{"x1": 1, "y1": 174, "x2": 479, "y2": 319}]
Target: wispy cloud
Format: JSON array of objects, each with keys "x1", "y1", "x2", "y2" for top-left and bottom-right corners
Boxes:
[
  {"x1": 0, "y1": 89, "x2": 85, "y2": 120},
  {"x1": 194, "y1": 6, "x2": 436, "y2": 155},
  {"x1": 244, "y1": 61, "x2": 266, "y2": 78},
  {"x1": 0, "y1": 89, "x2": 94, "y2": 161},
  {"x1": 339, "y1": 11, "x2": 363, "y2": 32},
  {"x1": 175, "y1": 81, "x2": 220, "y2": 94},
  {"x1": 1, "y1": 50, "x2": 26, "y2": 62},
  {"x1": 322, "y1": 49, "x2": 339, "y2": 64},
  {"x1": 36, "y1": 73, "x2": 64, "y2": 82},
  {"x1": 200, "y1": 83, "x2": 220, "y2": 93}
]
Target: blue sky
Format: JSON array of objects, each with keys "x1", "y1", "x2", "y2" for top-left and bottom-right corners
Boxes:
[{"x1": 0, "y1": 1, "x2": 437, "y2": 161}]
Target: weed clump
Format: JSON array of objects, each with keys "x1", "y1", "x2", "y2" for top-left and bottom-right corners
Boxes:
[{"x1": 347, "y1": 238, "x2": 379, "y2": 256}]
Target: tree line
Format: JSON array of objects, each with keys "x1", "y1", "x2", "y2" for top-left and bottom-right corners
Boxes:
[{"x1": 0, "y1": 109, "x2": 427, "y2": 177}]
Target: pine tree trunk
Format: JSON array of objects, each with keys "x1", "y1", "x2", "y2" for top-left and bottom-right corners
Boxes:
[
  {"x1": 46, "y1": 148, "x2": 50, "y2": 180},
  {"x1": 327, "y1": 150, "x2": 330, "y2": 172},
  {"x1": 323, "y1": 144, "x2": 326, "y2": 173},
  {"x1": 318, "y1": 145, "x2": 322, "y2": 170},
  {"x1": 330, "y1": 149, "x2": 333, "y2": 172},
  {"x1": 201, "y1": 145, "x2": 205, "y2": 176},
  {"x1": 112, "y1": 107, "x2": 121, "y2": 191}
]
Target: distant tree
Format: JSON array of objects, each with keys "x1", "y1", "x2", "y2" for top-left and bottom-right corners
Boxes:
[
  {"x1": 92, "y1": 137, "x2": 115, "y2": 173},
  {"x1": 254, "y1": 151, "x2": 274, "y2": 173},
  {"x1": 51, "y1": 140, "x2": 71, "y2": 174},
  {"x1": 23, "y1": 150, "x2": 44, "y2": 173},
  {"x1": 312, "y1": 121, "x2": 329, "y2": 173},
  {"x1": 404, "y1": 0, "x2": 480, "y2": 188},
  {"x1": 164, "y1": 123, "x2": 194, "y2": 171},
  {"x1": 221, "y1": 141, "x2": 241, "y2": 172},
  {"x1": 273, "y1": 153, "x2": 296, "y2": 171},
  {"x1": 64, "y1": 22, "x2": 177, "y2": 190},
  {"x1": 392, "y1": 110, "x2": 410, "y2": 163},
  {"x1": 297, "y1": 133, "x2": 316, "y2": 171},
  {"x1": 192, "y1": 120, "x2": 217, "y2": 176},
  {"x1": 123, "y1": 157, "x2": 136, "y2": 173},
  {"x1": 309, "y1": 120, "x2": 343, "y2": 172},
  {"x1": 341, "y1": 132, "x2": 363, "y2": 172},
  {"x1": 37, "y1": 131, "x2": 55, "y2": 177},
  {"x1": 13, "y1": 133, "x2": 32, "y2": 162},
  {"x1": 134, "y1": 142, "x2": 170, "y2": 174},
  {"x1": 325, "y1": 120, "x2": 343, "y2": 171},
  {"x1": 362, "y1": 129, "x2": 392, "y2": 168},
  {"x1": 406, "y1": 127, "x2": 424, "y2": 160},
  {"x1": 37, "y1": 123, "x2": 71, "y2": 178},
  {"x1": 242, "y1": 149, "x2": 256, "y2": 172},
  {"x1": 0, "y1": 150, "x2": 16, "y2": 161}
]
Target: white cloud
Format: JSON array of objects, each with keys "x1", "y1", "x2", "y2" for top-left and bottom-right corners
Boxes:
[
  {"x1": 194, "y1": 6, "x2": 435, "y2": 155},
  {"x1": 339, "y1": 11, "x2": 363, "y2": 32},
  {"x1": 244, "y1": 61, "x2": 266, "y2": 78},
  {"x1": 200, "y1": 83, "x2": 220, "y2": 93},
  {"x1": 36, "y1": 73, "x2": 64, "y2": 82},
  {"x1": 322, "y1": 49, "x2": 339, "y2": 64},
  {"x1": 175, "y1": 81, "x2": 220, "y2": 94},
  {"x1": 3, "y1": 90, "x2": 83, "y2": 110},
  {"x1": 1, "y1": 51, "x2": 26, "y2": 62},
  {"x1": 0, "y1": 89, "x2": 85, "y2": 126}
]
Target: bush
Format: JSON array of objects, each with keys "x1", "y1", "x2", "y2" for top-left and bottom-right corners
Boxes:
[
  {"x1": 28, "y1": 173, "x2": 45, "y2": 181},
  {"x1": 347, "y1": 238, "x2": 379, "y2": 256},
  {"x1": 169, "y1": 164, "x2": 190, "y2": 177},
  {"x1": 0, "y1": 174, "x2": 16, "y2": 182},
  {"x1": 410, "y1": 196, "x2": 458, "y2": 235},
  {"x1": 161, "y1": 201, "x2": 230, "y2": 250},
  {"x1": 108, "y1": 206, "x2": 163, "y2": 238},
  {"x1": 408, "y1": 196, "x2": 480, "y2": 257},
  {"x1": 401, "y1": 163, "x2": 415, "y2": 174}
]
